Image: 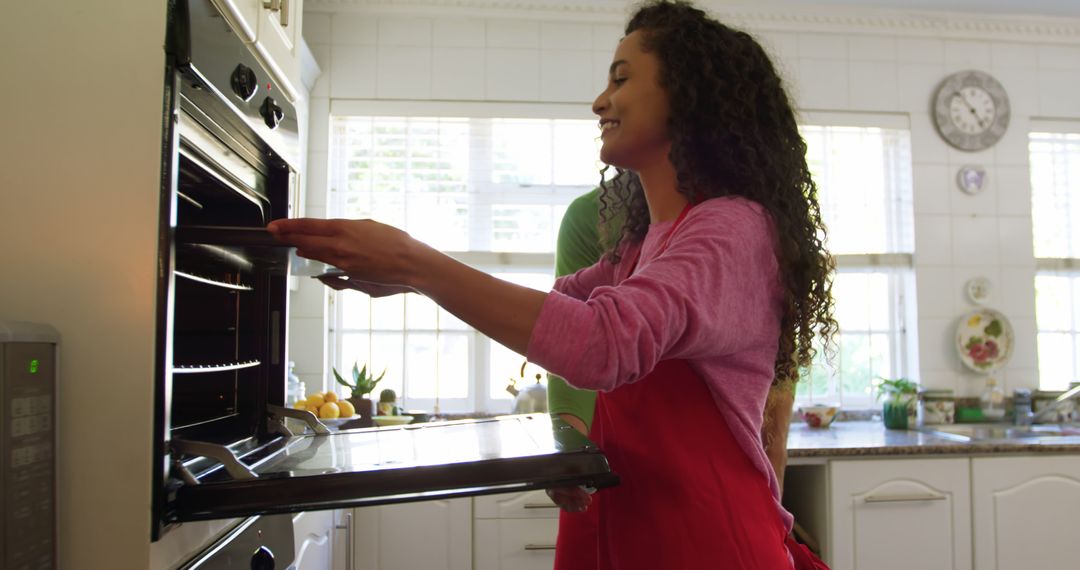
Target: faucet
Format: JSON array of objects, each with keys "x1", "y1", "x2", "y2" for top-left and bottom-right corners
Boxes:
[{"x1": 1015, "y1": 384, "x2": 1080, "y2": 425}]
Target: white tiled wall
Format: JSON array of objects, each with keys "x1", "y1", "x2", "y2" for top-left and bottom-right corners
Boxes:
[{"x1": 297, "y1": 6, "x2": 1080, "y2": 398}]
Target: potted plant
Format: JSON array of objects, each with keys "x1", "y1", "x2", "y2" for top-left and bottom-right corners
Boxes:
[
  {"x1": 875, "y1": 377, "x2": 919, "y2": 429},
  {"x1": 333, "y1": 363, "x2": 386, "y2": 428}
]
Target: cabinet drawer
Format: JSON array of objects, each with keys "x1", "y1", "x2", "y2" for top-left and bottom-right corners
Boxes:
[
  {"x1": 474, "y1": 519, "x2": 559, "y2": 570},
  {"x1": 474, "y1": 490, "x2": 560, "y2": 519}
]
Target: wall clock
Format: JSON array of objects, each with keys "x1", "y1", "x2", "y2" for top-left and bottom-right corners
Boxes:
[{"x1": 932, "y1": 70, "x2": 1010, "y2": 152}]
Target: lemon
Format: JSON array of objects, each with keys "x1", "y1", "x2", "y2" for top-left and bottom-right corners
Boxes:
[
  {"x1": 338, "y1": 400, "x2": 355, "y2": 418},
  {"x1": 324, "y1": 391, "x2": 339, "y2": 403},
  {"x1": 294, "y1": 401, "x2": 307, "y2": 410},
  {"x1": 306, "y1": 393, "x2": 326, "y2": 409},
  {"x1": 319, "y1": 402, "x2": 340, "y2": 419}
]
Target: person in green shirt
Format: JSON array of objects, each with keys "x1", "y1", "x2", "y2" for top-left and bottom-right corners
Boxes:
[{"x1": 547, "y1": 185, "x2": 796, "y2": 489}]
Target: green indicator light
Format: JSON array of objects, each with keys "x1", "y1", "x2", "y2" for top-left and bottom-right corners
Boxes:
[{"x1": 29, "y1": 359, "x2": 39, "y2": 374}]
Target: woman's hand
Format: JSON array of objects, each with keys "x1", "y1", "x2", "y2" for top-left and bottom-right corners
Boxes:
[
  {"x1": 316, "y1": 274, "x2": 416, "y2": 297},
  {"x1": 546, "y1": 485, "x2": 594, "y2": 513},
  {"x1": 268, "y1": 218, "x2": 424, "y2": 288}
]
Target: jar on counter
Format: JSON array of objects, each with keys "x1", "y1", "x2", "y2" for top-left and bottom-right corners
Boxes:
[
  {"x1": 919, "y1": 389, "x2": 956, "y2": 425},
  {"x1": 1033, "y1": 390, "x2": 1078, "y2": 423}
]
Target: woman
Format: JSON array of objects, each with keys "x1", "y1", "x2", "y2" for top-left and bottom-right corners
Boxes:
[{"x1": 269, "y1": 1, "x2": 834, "y2": 567}]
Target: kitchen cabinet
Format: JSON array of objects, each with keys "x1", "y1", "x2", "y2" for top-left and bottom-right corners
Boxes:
[
  {"x1": 474, "y1": 490, "x2": 560, "y2": 570},
  {"x1": 293, "y1": 510, "x2": 335, "y2": 570},
  {"x1": 350, "y1": 499, "x2": 472, "y2": 570},
  {"x1": 829, "y1": 458, "x2": 971, "y2": 570},
  {"x1": 972, "y1": 455, "x2": 1080, "y2": 569},
  {"x1": 210, "y1": 0, "x2": 304, "y2": 100}
]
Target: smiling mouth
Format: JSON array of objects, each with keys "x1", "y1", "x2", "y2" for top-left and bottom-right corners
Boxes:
[{"x1": 599, "y1": 120, "x2": 620, "y2": 136}]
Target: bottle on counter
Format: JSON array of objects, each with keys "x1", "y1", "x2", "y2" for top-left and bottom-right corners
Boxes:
[
  {"x1": 980, "y1": 377, "x2": 1006, "y2": 421},
  {"x1": 287, "y1": 361, "x2": 303, "y2": 406}
]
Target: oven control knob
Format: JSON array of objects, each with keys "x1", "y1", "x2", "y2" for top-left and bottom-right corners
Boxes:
[
  {"x1": 250, "y1": 545, "x2": 275, "y2": 569},
  {"x1": 230, "y1": 64, "x2": 258, "y2": 102},
  {"x1": 259, "y1": 96, "x2": 284, "y2": 130}
]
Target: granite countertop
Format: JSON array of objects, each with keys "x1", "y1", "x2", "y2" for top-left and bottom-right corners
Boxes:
[{"x1": 788, "y1": 421, "x2": 1080, "y2": 458}]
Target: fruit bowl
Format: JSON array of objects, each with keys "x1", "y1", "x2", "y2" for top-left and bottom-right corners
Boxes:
[
  {"x1": 373, "y1": 415, "x2": 414, "y2": 427},
  {"x1": 798, "y1": 404, "x2": 840, "y2": 428}
]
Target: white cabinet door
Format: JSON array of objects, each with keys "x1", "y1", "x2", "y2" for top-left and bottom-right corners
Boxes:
[
  {"x1": 474, "y1": 519, "x2": 559, "y2": 570},
  {"x1": 830, "y1": 458, "x2": 971, "y2": 570},
  {"x1": 474, "y1": 490, "x2": 561, "y2": 519},
  {"x1": 351, "y1": 499, "x2": 472, "y2": 570},
  {"x1": 293, "y1": 510, "x2": 335, "y2": 570},
  {"x1": 210, "y1": 0, "x2": 259, "y2": 42},
  {"x1": 972, "y1": 455, "x2": 1080, "y2": 570},
  {"x1": 253, "y1": 0, "x2": 303, "y2": 100}
]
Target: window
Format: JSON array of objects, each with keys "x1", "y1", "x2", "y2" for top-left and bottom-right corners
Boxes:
[
  {"x1": 327, "y1": 106, "x2": 915, "y2": 412},
  {"x1": 1032, "y1": 129, "x2": 1080, "y2": 390},
  {"x1": 796, "y1": 118, "x2": 915, "y2": 407},
  {"x1": 329, "y1": 111, "x2": 599, "y2": 413}
]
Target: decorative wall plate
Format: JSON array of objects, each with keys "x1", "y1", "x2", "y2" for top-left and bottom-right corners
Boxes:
[
  {"x1": 956, "y1": 309, "x2": 1014, "y2": 372},
  {"x1": 957, "y1": 165, "x2": 987, "y2": 195},
  {"x1": 965, "y1": 277, "x2": 992, "y2": 305}
]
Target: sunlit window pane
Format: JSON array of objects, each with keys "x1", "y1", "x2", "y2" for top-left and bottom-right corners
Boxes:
[{"x1": 1031, "y1": 132, "x2": 1080, "y2": 258}]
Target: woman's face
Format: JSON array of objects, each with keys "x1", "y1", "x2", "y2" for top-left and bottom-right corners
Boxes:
[{"x1": 592, "y1": 30, "x2": 671, "y2": 171}]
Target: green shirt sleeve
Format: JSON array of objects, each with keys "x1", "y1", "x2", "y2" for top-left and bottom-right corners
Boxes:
[{"x1": 547, "y1": 189, "x2": 603, "y2": 430}]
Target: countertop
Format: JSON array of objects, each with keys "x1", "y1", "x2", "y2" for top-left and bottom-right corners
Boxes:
[{"x1": 787, "y1": 421, "x2": 1080, "y2": 458}]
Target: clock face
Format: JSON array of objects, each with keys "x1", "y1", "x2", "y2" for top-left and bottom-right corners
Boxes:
[{"x1": 933, "y1": 70, "x2": 1010, "y2": 152}]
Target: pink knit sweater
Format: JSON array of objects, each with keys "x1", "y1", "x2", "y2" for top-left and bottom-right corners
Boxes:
[{"x1": 526, "y1": 195, "x2": 794, "y2": 532}]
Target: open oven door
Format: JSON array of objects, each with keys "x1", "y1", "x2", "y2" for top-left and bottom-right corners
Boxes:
[{"x1": 169, "y1": 413, "x2": 617, "y2": 522}]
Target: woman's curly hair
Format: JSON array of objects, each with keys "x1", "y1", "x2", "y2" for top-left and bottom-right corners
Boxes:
[{"x1": 597, "y1": 0, "x2": 837, "y2": 387}]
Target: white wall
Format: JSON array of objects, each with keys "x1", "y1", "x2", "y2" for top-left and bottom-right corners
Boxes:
[{"x1": 297, "y1": 2, "x2": 1080, "y2": 399}]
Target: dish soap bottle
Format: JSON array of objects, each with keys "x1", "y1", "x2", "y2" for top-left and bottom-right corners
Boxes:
[{"x1": 980, "y1": 377, "x2": 1006, "y2": 421}]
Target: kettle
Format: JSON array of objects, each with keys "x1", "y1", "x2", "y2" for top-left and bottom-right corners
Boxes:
[{"x1": 506, "y1": 360, "x2": 548, "y2": 414}]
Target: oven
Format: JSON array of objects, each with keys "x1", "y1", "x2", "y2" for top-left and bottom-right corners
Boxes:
[{"x1": 153, "y1": 0, "x2": 616, "y2": 541}]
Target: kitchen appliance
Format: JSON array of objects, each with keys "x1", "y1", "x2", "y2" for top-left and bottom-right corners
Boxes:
[
  {"x1": 179, "y1": 514, "x2": 294, "y2": 570},
  {"x1": 153, "y1": 0, "x2": 615, "y2": 539},
  {"x1": 1, "y1": 321, "x2": 58, "y2": 570}
]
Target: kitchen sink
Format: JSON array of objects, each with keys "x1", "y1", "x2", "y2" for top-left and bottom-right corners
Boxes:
[{"x1": 919, "y1": 423, "x2": 1080, "y2": 442}]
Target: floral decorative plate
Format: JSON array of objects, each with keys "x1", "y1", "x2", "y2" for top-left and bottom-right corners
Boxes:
[{"x1": 955, "y1": 309, "x2": 1014, "y2": 372}]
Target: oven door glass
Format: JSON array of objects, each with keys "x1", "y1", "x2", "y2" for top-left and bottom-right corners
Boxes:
[{"x1": 171, "y1": 414, "x2": 617, "y2": 521}]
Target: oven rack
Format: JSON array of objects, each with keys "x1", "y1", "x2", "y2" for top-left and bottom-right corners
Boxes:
[
  {"x1": 175, "y1": 269, "x2": 253, "y2": 291},
  {"x1": 173, "y1": 360, "x2": 261, "y2": 374}
]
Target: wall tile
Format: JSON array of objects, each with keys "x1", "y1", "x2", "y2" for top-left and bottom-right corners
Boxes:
[
  {"x1": 1001, "y1": 367, "x2": 1039, "y2": 393},
  {"x1": 997, "y1": 265, "x2": 1037, "y2": 318},
  {"x1": 951, "y1": 215, "x2": 999, "y2": 267},
  {"x1": 916, "y1": 266, "x2": 954, "y2": 318},
  {"x1": 912, "y1": 163, "x2": 950, "y2": 215},
  {"x1": 896, "y1": 38, "x2": 944, "y2": 64},
  {"x1": 946, "y1": 145, "x2": 994, "y2": 170},
  {"x1": 487, "y1": 20, "x2": 540, "y2": 48},
  {"x1": 310, "y1": 44, "x2": 331, "y2": 98},
  {"x1": 918, "y1": 317, "x2": 963, "y2": 372},
  {"x1": 540, "y1": 50, "x2": 595, "y2": 102},
  {"x1": 990, "y1": 42, "x2": 1038, "y2": 69},
  {"x1": 995, "y1": 165, "x2": 1033, "y2": 218},
  {"x1": 308, "y1": 98, "x2": 330, "y2": 153},
  {"x1": 1008, "y1": 317, "x2": 1039, "y2": 370},
  {"x1": 432, "y1": 48, "x2": 486, "y2": 100},
  {"x1": 914, "y1": 214, "x2": 952, "y2": 266},
  {"x1": 792, "y1": 58, "x2": 849, "y2": 109},
  {"x1": 592, "y1": 24, "x2": 622, "y2": 51},
  {"x1": 756, "y1": 31, "x2": 799, "y2": 61},
  {"x1": 1038, "y1": 45, "x2": 1080, "y2": 70},
  {"x1": 541, "y1": 22, "x2": 593, "y2": 50},
  {"x1": 909, "y1": 112, "x2": 951, "y2": 165},
  {"x1": 848, "y1": 35, "x2": 896, "y2": 62},
  {"x1": 331, "y1": 14, "x2": 377, "y2": 46},
  {"x1": 992, "y1": 66, "x2": 1040, "y2": 117},
  {"x1": 948, "y1": 165, "x2": 997, "y2": 217},
  {"x1": 1038, "y1": 69, "x2": 1080, "y2": 117},
  {"x1": 944, "y1": 40, "x2": 992, "y2": 68},
  {"x1": 993, "y1": 116, "x2": 1031, "y2": 167},
  {"x1": 918, "y1": 369, "x2": 959, "y2": 393},
  {"x1": 290, "y1": 278, "x2": 327, "y2": 319},
  {"x1": 306, "y1": 151, "x2": 329, "y2": 208},
  {"x1": 486, "y1": 49, "x2": 540, "y2": 101},
  {"x1": 304, "y1": 13, "x2": 332, "y2": 45},
  {"x1": 378, "y1": 18, "x2": 432, "y2": 47},
  {"x1": 377, "y1": 47, "x2": 432, "y2": 99},
  {"x1": 897, "y1": 63, "x2": 944, "y2": 113},
  {"x1": 288, "y1": 317, "x2": 327, "y2": 376},
  {"x1": 848, "y1": 61, "x2": 898, "y2": 112},
  {"x1": 329, "y1": 45, "x2": 377, "y2": 99},
  {"x1": 798, "y1": 33, "x2": 848, "y2": 59},
  {"x1": 433, "y1": 19, "x2": 486, "y2": 48},
  {"x1": 998, "y1": 217, "x2": 1035, "y2": 267}
]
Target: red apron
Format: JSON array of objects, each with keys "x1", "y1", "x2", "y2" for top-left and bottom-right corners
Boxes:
[{"x1": 553, "y1": 203, "x2": 828, "y2": 569}]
